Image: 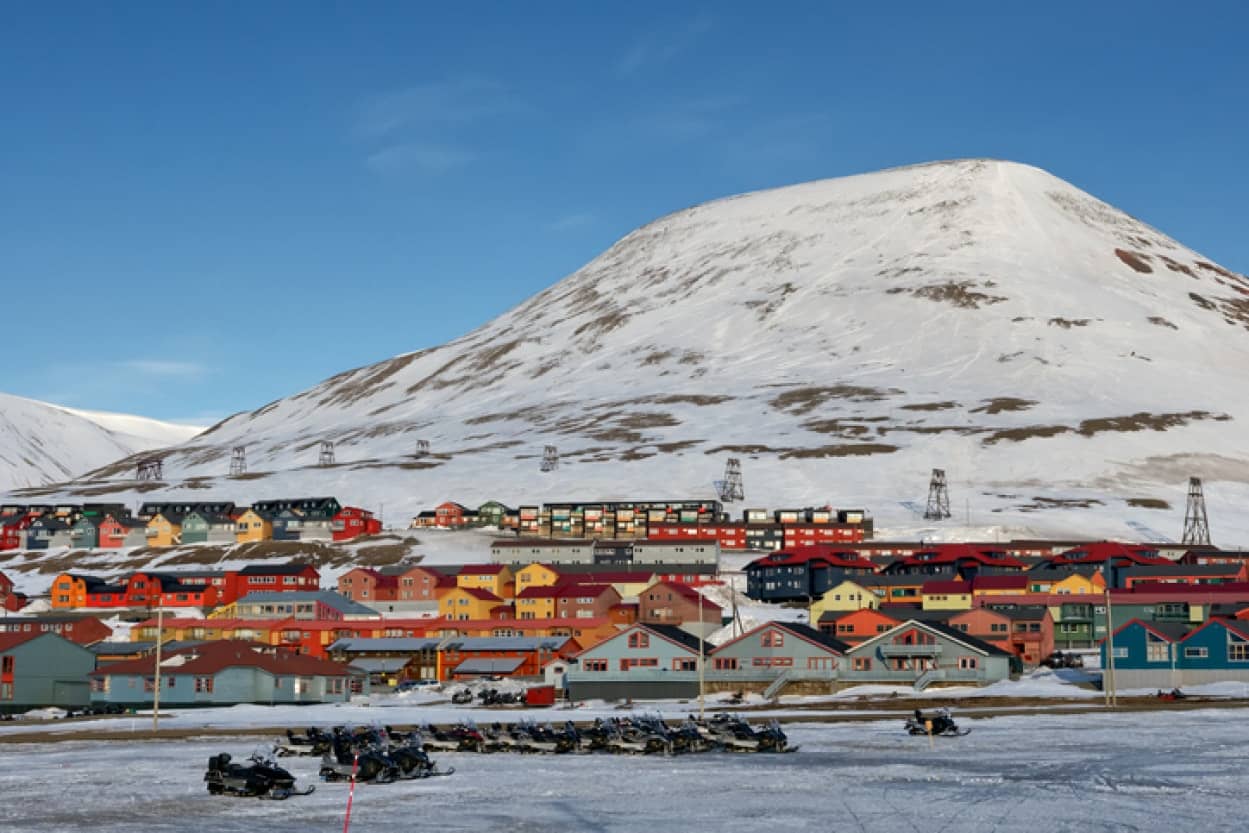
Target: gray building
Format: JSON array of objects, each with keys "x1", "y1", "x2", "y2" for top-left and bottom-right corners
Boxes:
[
  {"x1": 565, "y1": 624, "x2": 706, "y2": 700},
  {"x1": 0, "y1": 632, "x2": 97, "y2": 712},
  {"x1": 180, "y1": 511, "x2": 237, "y2": 545},
  {"x1": 327, "y1": 637, "x2": 442, "y2": 684},
  {"x1": 492, "y1": 539, "x2": 596, "y2": 565},
  {"x1": 842, "y1": 620, "x2": 1013, "y2": 690},
  {"x1": 232, "y1": 591, "x2": 379, "y2": 621}
]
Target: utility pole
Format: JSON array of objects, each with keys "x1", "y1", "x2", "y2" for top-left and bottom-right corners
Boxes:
[
  {"x1": 697, "y1": 589, "x2": 705, "y2": 721},
  {"x1": 1102, "y1": 561, "x2": 1117, "y2": 708},
  {"x1": 152, "y1": 604, "x2": 164, "y2": 730}
]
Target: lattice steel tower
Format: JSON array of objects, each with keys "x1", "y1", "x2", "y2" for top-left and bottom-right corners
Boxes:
[
  {"x1": 715, "y1": 458, "x2": 745, "y2": 502},
  {"x1": 136, "y1": 458, "x2": 163, "y2": 481},
  {"x1": 1181, "y1": 477, "x2": 1211, "y2": 546},
  {"x1": 414, "y1": 439, "x2": 430, "y2": 459},
  {"x1": 318, "y1": 440, "x2": 335, "y2": 467},
  {"x1": 229, "y1": 446, "x2": 246, "y2": 476},
  {"x1": 540, "y1": 445, "x2": 559, "y2": 472},
  {"x1": 924, "y1": 468, "x2": 952, "y2": 520}
]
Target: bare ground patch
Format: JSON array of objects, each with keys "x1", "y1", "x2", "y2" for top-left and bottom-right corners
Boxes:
[
  {"x1": 885, "y1": 281, "x2": 1007, "y2": 309},
  {"x1": 1047, "y1": 318, "x2": 1091, "y2": 329},
  {"x1": 770, "y1": 384, "x2": 899, "y2": 415},
  {"x1": 1126, "y1": 497, "x2": 1171, "y2": 510},
  {"x1": 972, "y1": 398, "x2": 1038, "y2": 415},
  {"x1": 779, "y1": 443, "x2": 900, "y2": 459},
  {"x1": 703, "y1": 444, "x2": 777, "y2": 455},
  {"x1": 900, "y1": 401, "x2": 960, "y2": 411},
  {"x1": 1115, "y1": 249, "x2": 1153, "y2": 273},
  {"x1": 1147, "y1": 316, "x2": 1178, "y2": 330}
]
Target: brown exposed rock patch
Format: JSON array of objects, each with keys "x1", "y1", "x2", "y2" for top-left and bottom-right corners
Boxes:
[
  {"x1": 318, "y1": 351, "x2": 424, "y2": 408},
  {"x1": 1158, "y1": 256, "x2": 1195, "y2": 277},
  {"x1": 1047, "y1": 318, "x2": 1090, "y2": 329},
  {"x1": 770, "y1": 385, "x2": 899, "y2": 415},
  {"x1": 1126, "y1": 498, "x2": 1171, "y2": 510},
  {"x1": 900, "y1": 401, "x2": 960, "y2": 411},
  {"x1": 1115, "y1": 249, "x2": 1153, "y2": 273},
  {"x1": 886, "y1": 281, "x2": 1007, "y2": 309},
  {"x1": 703, "y1": 444, "x2": 777, "y2": 455},
  {"x1": 982, "y1": 425, "x2": 1073, "y2": 445},
  {"x1": 1147, "y1": 316, "x2": 1178, "y2": 330},
  {"x1": 1075, "y1": 411, "x2": 1229, "y2": 436},
  {"x1": 972, "y1": 398, "x2": 1038, "y2": 415},
  {"x1": 780, "y1": 443, "x2": 900, "y2": 459}
]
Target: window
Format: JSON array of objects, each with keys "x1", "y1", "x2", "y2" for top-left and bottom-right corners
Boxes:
[
  {"x1": 582, "y1": 659, "x2": 608, "y2": 672},
  {"x1": 627, "y1": 632, "x2": 650, "y2": 649},
  {"x1": 91, "y1": 677, "x2": 109, "y2": 693},
  {"x1": 1111, "y1": 647, "x2": 1128, "y2": 658},
  {"x1": 1229, "y1": 639, "x2": 1249, "y2": 662},
  {"x1": 619, "y1": 657, "x2": 658, "y2": 670},
  {"x1": 713, "y1": 657, "x2": 739, "y2": 670},
  {"x1": 0, "y1": 656, "x2": 13, "y2": 674},
  {"x1": 751, "y1": 657, "x2": 794, "y2": 667},
  {"x1": 1184, "y1": 647, "x2": 1209, "y2": 659},
  {"x1": 761, "y1": 631, "x2": 785, "y2": 648},
  {"x1": 990, "y1": 623, "x2": 1007, "y2": 633},
  {"x1": 1146, "y1": 640, "x2": 1170, "y2": 663},
  {"x1": 195, "y1": 676, "x2": 214, "y2": 693},
  {"x1": 837, "y1": 624, "x2": 852, "y2": 634},
  {"x1": 957, "y1": 656, "x2": 978, "y2": 670},
  {"x1": 673, "y1": 658, "x2": 697, "y2": 671},
  {"x1": 0, "y1": 683, "x2": 11, "y2": 701},
  {"x1": 852, "y1": 657, "x2": 872, "y2": 671},
  {"x1": 143, "y1": 677, "x2": 156, "y2": 692}
]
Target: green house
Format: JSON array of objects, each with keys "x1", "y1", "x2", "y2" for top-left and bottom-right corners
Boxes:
[{"x1": 476, "y1": 500, "x2": 515, "y2": 528}]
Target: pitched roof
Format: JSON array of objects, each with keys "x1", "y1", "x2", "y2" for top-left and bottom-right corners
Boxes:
[
  {"x1": 235, "y1": 591, "x2": 377, "y2": 615},
  {"x1": 971, "y1": 574, "x2": 1030, "y2": 590},
  {"x1": 992, "y1": 605, "x2": 1051, "y2": 621},
  {"x1": 0, "y1": 632, "x2": 44, "y2": 652},
  {"x1": 453, "y1": 657, "x2": 527, "y2": 674},
  {"x1": 451, "y1": 587, "x2": 503, "y2": 602},
  {"x1": 644, "y1": 582, "x2": 724, "y2": 612},
  {"x1": 90, "y1": 640, "x2": 353, "y2": 677},
  {"x1": 457, "y1": 563, "x2": 509, "y2": 575},
  {"x1": 440, "y1": 636, "x2": 573, "y2": 652},
  {"x1": 644, "y1": 623, "x2": 708, "y2": 655},
  {"x1": 922, "y1": 580, "x2": 972, "y2": 594},
  {"x1": 238, "y1": 563, "x2": 316, "y2": 576}
]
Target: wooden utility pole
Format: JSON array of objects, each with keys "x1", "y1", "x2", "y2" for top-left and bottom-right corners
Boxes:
[{"x1": 152, "y1": 605, "x2": 164, "y2": 730}]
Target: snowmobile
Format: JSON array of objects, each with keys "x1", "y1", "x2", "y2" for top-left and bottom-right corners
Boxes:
[
  {"x1": 276, "y1": 726, "x2": 333, "y2": 757},
  {"x1": 204, "y1": 749, "x2": 315, "y2": 799},
  {"x1": 450, "y1": 688, "x2": 474, "y2": 705},
  {"x1": 1156, "y1": 688, "x2": 1187, "y2": 702},
  {"x1": 319, "y1": 731, "x2": 400, "y2": 784},
  {"x1": 905, "y1": 708, "x2": 970, "y2": 737}
]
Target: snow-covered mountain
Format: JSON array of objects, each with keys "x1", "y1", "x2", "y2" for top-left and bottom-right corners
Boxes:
[
  {"x1": 19, "y1": 159, "x2": 1249, "y2": 543},
  {"x1": 0, "y1": 393, "x2": 203, "y2": 492}
]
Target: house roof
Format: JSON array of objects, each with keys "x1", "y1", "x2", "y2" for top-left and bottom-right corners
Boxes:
[
  {"x1": 328, "y1": 637, "x2": 442, "y2": 653},
  {"x1": 1122, "y1": 564, "x2": 1245, "y2": 578},
  {"x1": 347, "y1": 657, "x2": 411, "y2": 673},
  {"x1": 453, "y1": 657, "x2": 527, "y2": 674},
  {"x1": 90, "y1": 640, "x2": 353, "y2": 677},
  {"x1": 714, "y1": 621, "x2": 848, "y2": 655},
  {"x1": 922, "y1": 580, "x2": 972, "y2": 594},
  {"x1": 643, "y1": 623, "x2": 708, "y2": 655},
  {"x1": 238, "y1": 564, "x2": 316, "y2": 576},
  {"x1": 877, "y1": 605, "x2": 953, "y2": 623},
  {"x1": 1110, "y1": 618, "x2": 1191, "y2": 642},
  {"x1": 440, "y1": 636, "x2": 572, "y2": 652},
  {"x1": 644, "y1": 582, "x2": 724, "y2": 612},
  {"x1": 0, "y1": 632, "x2": 44, "y2": 652},
  {"x1": 971, "y1": 574, "x2": 1030, "y2": 590},
  {"x1": 850, "y1": 620, "x2": 1010, "y2": 656},
  {"x1": 235, "y1": 591, "x2": 376, "y2": 615},
  {"x1": 457, "y1": 563, "x2": 509, "y2": 575},
  {"x1": 450, "y1": 587, "x2": 503, "y2": 602},
  {"x1": 991, "y1": 605, "x2": 1051, "y2": 621}
]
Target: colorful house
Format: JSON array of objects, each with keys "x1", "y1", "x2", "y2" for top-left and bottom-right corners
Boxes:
[
  {"x1": 817, "y1": 608, "x2": 901, "y2": 644},
  {"x1": 98, "y1": 515, "x2": 147, "y2": 549},
  {"x1": 234, "y1": 508, "x2": 275, "y2": 543},
  {"x1": 332, "y1": 506, "x2": 382, "y2": 541},
  {"x1": 514, "y1": 563, "x2": 563, "y2": 595},
  {"x1": 744, "y1": 546, "x2": 878, "y2": 602},
  {"x1": 921, "y1": 580, "x2": 974, "y2": 611},
  {"x1": 0, "y1": 632, "x2": 97, "y2": 711},
  {"x1": 709, "y1": 622, "x2": 846, "y2": 677},
  {"x1": 0, "y1": 571, "x2": 25, "y2": 612},
  {"x1": 475, "y1": 500, "x2": 515, "y2": 529},
  {"x1": 25, "y1": 516, "x2": 72, "y2": 550},
  {"x1": 1099, "y1": 619, "x2": 1189, "y2": 690},
  {"x1": 145, "y1": 512, "x2": 184, "y2": 547},
  {"x1": 437, "y1": 635, "x2": 578, "y2": 681},
  {"x1": 88, "y1": 640, "x2": 361, "y2": 707},
  {"x1": 566, "y1": 623, "x2": 707, "y2": 700},
  {"x1": 841, "y1": 620, "x2": 1014, "y2": 689},
  {"x1": 455, "y1": 564, "x2": 515, "y2": 599},
  {"x1": 395, "y1": 566, "x2": 455, "y2": 602},
  {"x1": 0, "y1": 614, "x2": 112, "y2": 646},
  {"x1": 180, "y1": 511, "x2": 237, "y2": 544},
  {"x1": 515, "y1": 585, "x2": 560, "y2": 620},
  {"x1": 337, "y1": 567, "x2": 399, "y2": 603},
  {"x1": 638, "y1": 581, "x2": 723, "y2": 634},
  {"x1": 440, "y1": 586, "x2": 505, "y2": 621},
  {"x1": 0, "y1": 514, "x2": 34, "y2": 551},
  {"x1": 218, "y1": 591, "x2": 378, "y2": 621},
  {"x1": 949, "y1": 605, "x2": 1054, "y2": 667},
  {"x1": 68, "y1": 516, "x2": 100, "y2": 549},
  {"x1": 434, "y1": 502, "x2": 473, "y2": 528}
]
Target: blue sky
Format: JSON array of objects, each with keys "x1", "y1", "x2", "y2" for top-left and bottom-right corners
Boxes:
[{"x1": 3, "y1": 2, "x2": 1246, "y2": 424}]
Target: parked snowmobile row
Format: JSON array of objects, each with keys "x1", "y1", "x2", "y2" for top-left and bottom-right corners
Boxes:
[
  {"x1": 204, "y1": 747, "x2": 316, "y2": 799},
  {"x1": 317, "y1": 726, "x2": 455, "y2": 783},
  {"x1": 404, "y1": 714, "x2": 794, "y2": 755}
]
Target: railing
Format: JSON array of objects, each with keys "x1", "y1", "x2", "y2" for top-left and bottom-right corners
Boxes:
[
  {"x1": 913, "y1": 669, "x2": 946, "y2": 691},
  {"x1": 880, "y1": 644, "x2": 942, "y2": 657}
]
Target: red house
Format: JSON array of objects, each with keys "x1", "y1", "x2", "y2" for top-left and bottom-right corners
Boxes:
[
  {"x1": 0, "y1": 515, "x2": 34, "y2": 551},
  {"x1": 434, "y1": 502, "x2": 472, "y2": 528},
  {"x1": 0, "y1": 614, "x2": 112, "y2": 645},
  {"x1": 818, "y1": 608, "x2": 901, "y2": 643},
  {"x1": 0, "y1": 570, "x2": 25, "y2": 612},
  {"x1": 337, "y1": 567, "x2": 399, "y2": 602},
  {"x1": 638, "y1": 581, "x2": 722, "y2": 628},
  {"x1": 235, "y1": 564, "x2": 321, "y2": 599},
  {"x1": 332, "y1": 507, "x2": 383, "y2": 542}
]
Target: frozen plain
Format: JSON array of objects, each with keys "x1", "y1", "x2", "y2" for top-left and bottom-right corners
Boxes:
[{"x1": 1, "y1": 709, "x2": 1246, "y2": 833}]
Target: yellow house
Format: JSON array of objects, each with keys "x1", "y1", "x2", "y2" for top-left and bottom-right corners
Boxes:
[
  {"x1": 145, "y1": 512, "x2": 183, "y2": 547},
  {"x1": 1027, "y1": 570, "x2": 1105, "y2": 595},
  {"x1": 921, "y1": 579, "x2": 974, "y2": 611},
  {"x1": 234, "y1": 508, "x2": 273, "y2": 543},
  {"x1": 811, "y1": 578, "x2": 881, "y2": 618},
  {"x1": 514, "y1": 585, "x2": 559, "y2": 619},
  {"x1": 439, "y1": 586, "x2": 504, "y2": 620},
  {"x1": 514, "y1": 563, "x2": 561, "y2": 594},
  {"x1": 455, "y1": 564, "x2": 515, "y2": 599}
]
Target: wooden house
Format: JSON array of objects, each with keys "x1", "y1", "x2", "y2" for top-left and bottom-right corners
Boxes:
[
  {"x1": 145, "y1": 512, "x2": 184, "y2": 547},
  {"x1": 235, "y1": 564, "x2": 320, "y2": 597},
  {"x1": 515, "y1": 585, "x2": 560, "y2": 620},
  {"x1": 437, "y1": 635, "x2": 577, "y2": 681},
  {"x1": 332, "y1": 506, "x2": 382, "y2": 541},
  {"x1": 745, "y1": 546, "x2": 877, "y2": 602},
  {"x1": 25, "y1": 516, "x2": 73, "y2": 550},
  {"x1": 0, "y1": 570, "x2": 25, "y2": 612},
  {"x1": 395, "y1": 565, "x2": 454, "y2": 602},
  {"x1": 638, "y1": 581, "x2": 723, "y2": 634},
  {"x1": 327, "y1": 637, "x2": 443, "y2": 685},
  {"x1": 554, "y1": 583, "x2": 622, "y2": 620},
  {"x1": 234, "y1": 508, "x2": 275, "y2": 543},
  {"x1": 68, "y1": 515, "x2": 100, "y2": 549},
  {"x1": 88, "y1": 640, "x2": 360, "y2": 707},
  {"x1": 180, "y1": 511, "x2": 237, "y2": 545},
  {"x1": 434, "y1": 501, "x2": 473, "y2": 528},
  {"x1": 439, "y1": 586, "x2": 505, "y2": 621},
  {"x1": 97, "y1": 515, "x2": 147, "y2": 548},
  {"x1": 817, "y1": 608, "x2": 901, "y2": 643},
  {"x1": 337, "y1": 567, "x2": 397, "y2": 603},
  {"x1": 0, "y1": 632, "x2": 97, "y2": 712},
  {"x1": 841, "y1": 620, "x2": 1014, "y2": 689},
  {"x1": 270, "y1": 509, "x2": 304, "y2": 541},
  {"x1": 223, "y1": 590, "x2": 378, "y2": 621},
  {"x1": 455, "y1": 563, "x2": 515, "y2": 599},
  {"x1": 0, "y1": 514, "x2": 34, "y2": 551},
  {"x1": 475, "y1": 500, "x2": 515, "y2": 529},
  {"x1": 566, "y1": 623, "x2": 707, "y2": 700},
  {"x1": 250, "y1": 497, "x2": 341, "y2": 516},
  {"x1": 709, "y1": 622, "x2": 846, "y2": 676},
  {"x1": 921, "y1": 580, "x2": 974, "y2": 611},
  {"x1": 514, "y1": 563, "x2": 563, "y2": 595}
]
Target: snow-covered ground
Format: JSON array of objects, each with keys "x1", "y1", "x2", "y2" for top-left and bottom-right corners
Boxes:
[{"x1": 1, "y1": 709, "x2": 1246, "y2": 832}]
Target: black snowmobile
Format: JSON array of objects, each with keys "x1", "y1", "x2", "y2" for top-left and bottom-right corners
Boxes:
[
  {"x1": 905, "y1": 708, "x2": 970, "y2": 737},
  {"x1": 319, "y1": 730, "x2": 400, "y2": 784},
  {"x1": 204, "y1": 749, "x2": 315, "y2": 799}
]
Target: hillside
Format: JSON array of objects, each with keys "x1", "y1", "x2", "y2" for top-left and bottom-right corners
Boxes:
[
  {"x1": 0, "y1": 393, "x2": 203, "y2": 493},
  {"x1": 12, "y1": 159, "x2": 1249, "y2": 545}
]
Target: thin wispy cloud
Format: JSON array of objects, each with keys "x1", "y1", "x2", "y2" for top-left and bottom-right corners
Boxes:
[
  {"x1": 358, "y1": 78, "x2": 519, "y2": 139},
  {"x1": 547, "y1": 212, "x2": 595, "y2": 232},
  {"x1": 120, "y1": 359, "x2": 209, "y2": 378},
  {"x1": 366, "y1": 143, "x2": 476, "y2": 175},
  {"x1": 618, "y1": 14, "x2": 714, "y2": 77}
]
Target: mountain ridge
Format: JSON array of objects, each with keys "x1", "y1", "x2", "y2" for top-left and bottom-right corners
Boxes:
[{"x1": 11, "y1": 159, "x2": 1249, "y2": 543}]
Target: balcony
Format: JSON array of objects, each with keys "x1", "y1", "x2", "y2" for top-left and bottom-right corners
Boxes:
[{"x1": 880, "y1": 643, "x2": 942, "y2": 658}]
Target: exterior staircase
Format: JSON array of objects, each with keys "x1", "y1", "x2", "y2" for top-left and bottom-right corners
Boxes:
[
  {"x1": 763, "y1": 669, "x2": 796, "y2": 700},
  {"x1": 913, "y1": 668, "x2": 946, "y2": 692}
]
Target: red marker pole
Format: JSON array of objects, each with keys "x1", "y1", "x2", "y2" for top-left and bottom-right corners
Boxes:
[{"x1": 342, "y1": 753, "x2": 360, "y2": 833}]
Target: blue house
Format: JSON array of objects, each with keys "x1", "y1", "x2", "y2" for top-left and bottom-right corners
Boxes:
[
  {"x1": 1101, "y1": 617, "x2": 1249, "y2": 689},
  {"x1": 88, "y1": 639, "x2": 363, "y2": 707},
  {"x1": 0, "y1": 632, "x2": 97, "y2": 712}
]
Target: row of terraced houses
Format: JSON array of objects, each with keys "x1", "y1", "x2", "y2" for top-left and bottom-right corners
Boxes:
[{"x1": 0, "y1": 498, "x2": 380, "y2": 551}]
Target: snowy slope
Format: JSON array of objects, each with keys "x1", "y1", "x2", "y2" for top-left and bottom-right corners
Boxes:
[
  {"x1": 16, "y1": 159, "x2": 1249, "y2": 543},
  {"x1": 0, "y1": 393, "x2": 202, "y2": 492}
]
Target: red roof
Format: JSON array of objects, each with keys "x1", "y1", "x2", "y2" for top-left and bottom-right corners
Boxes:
[
  {"x1": 90, "y1": 640, "x2": 353, "y2": 678},
  {"x1": 455, "y1": 587, "x2": 503, "y2": 602},
  {"x1": 1055, "y1": 541, "x2": 1172, "y2": 566},
  {"x1": 748, "y1": 545, "x2": 877, "y2": 571},
  {"x1": 0, "y1": 632, "x2": 44, "y2": 652},
  {"x1": 647, "y1": 582, "x2": 724, "y2": 612},
  {"x1": 457, "y1": 564, "x2": 508, "y2": 575},
  {"x1": 517, "y1": 586, "x2": 565, "y2": 599},
  {"x1": 922, "y1": 580, "x2": 972, "y2": 594}
]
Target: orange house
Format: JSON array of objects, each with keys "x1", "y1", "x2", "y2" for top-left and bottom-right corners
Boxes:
[
  {"x1": 50, "y1": 573, "x2": 91, "y2": 609},
  {"x1": 145, "y1": 512, "x2": 184, "y2": 547},
  {"x1": 818, "y1": 608, "x2": 901, "y2": 644},
  {"x1": 514, "y1": 563, "x2": 562, "y2": 595},
  {"x1": 234, "y1": 509, "x2": 274, "y2": 543}
]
